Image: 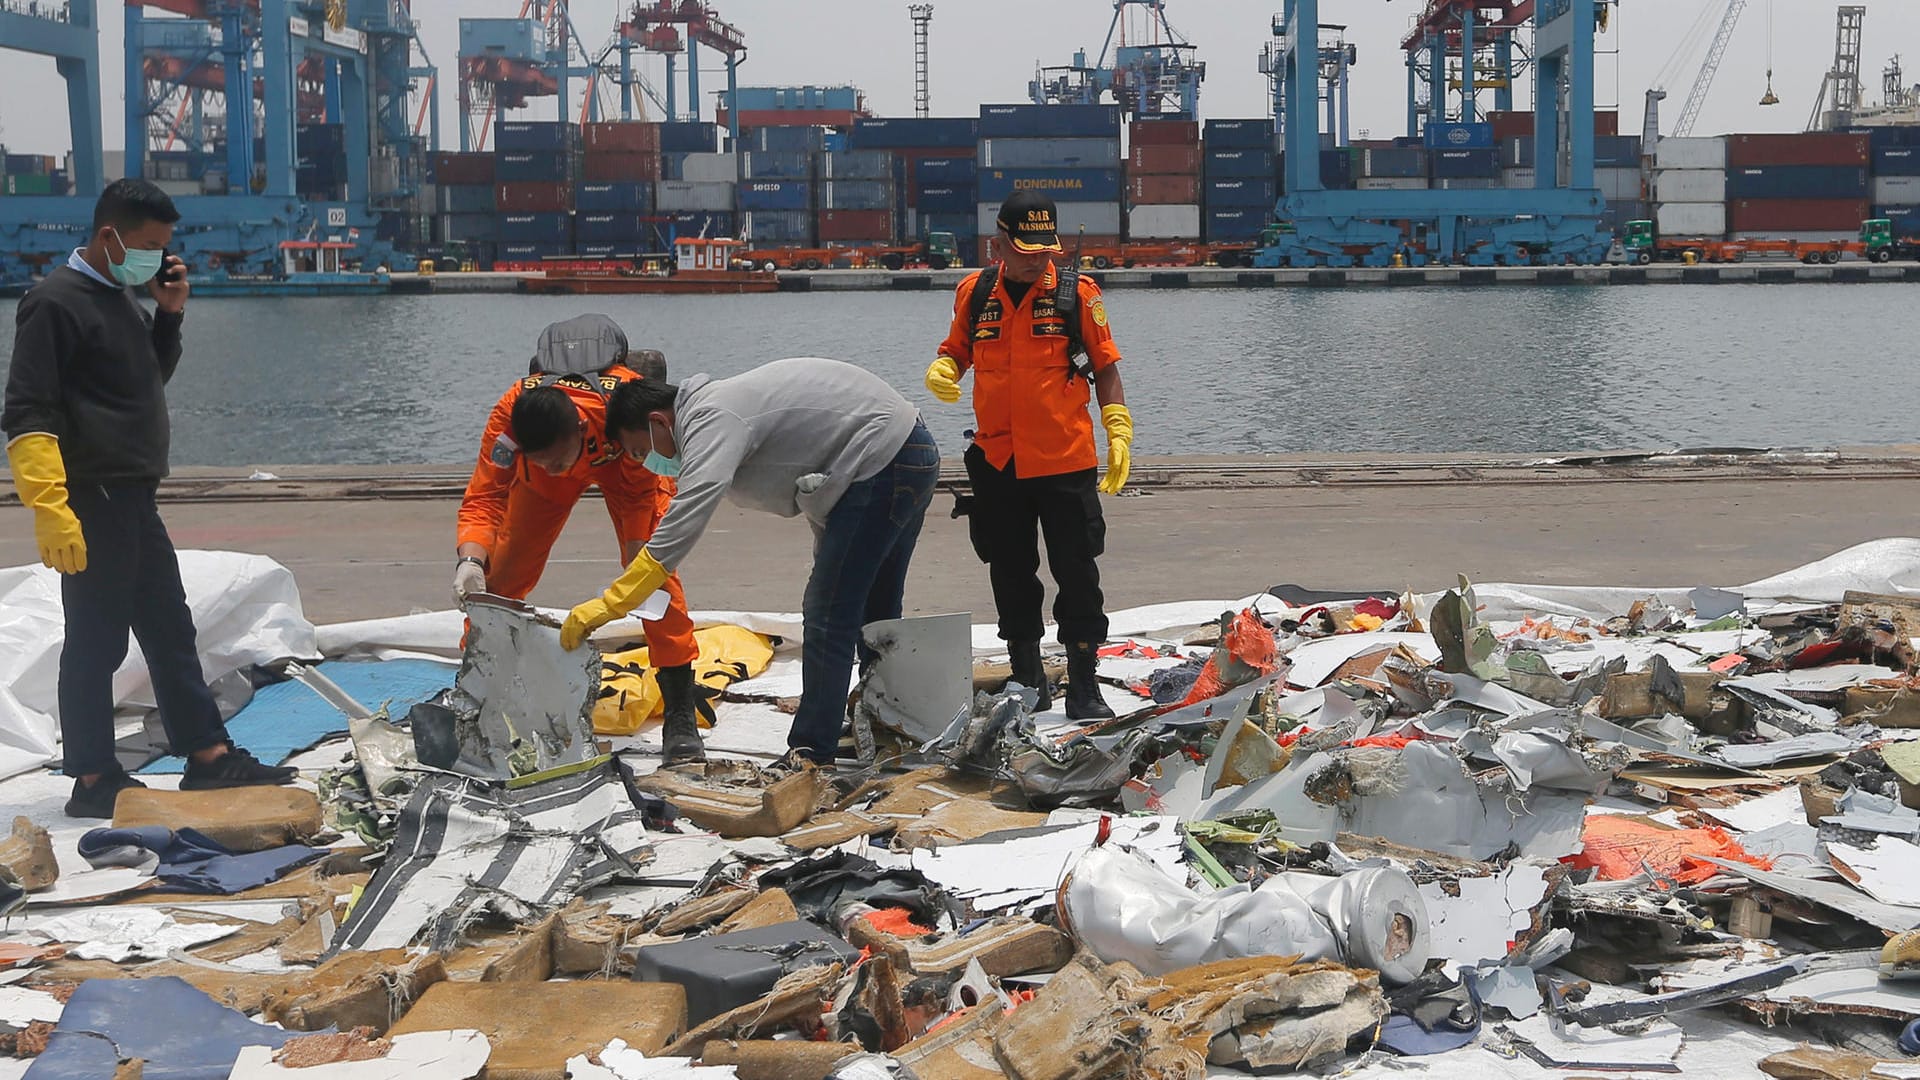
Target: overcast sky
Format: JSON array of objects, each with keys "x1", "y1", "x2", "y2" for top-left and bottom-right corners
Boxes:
[{"x1": 6, "y1": 1, "x2": 1920, "y2": 157}]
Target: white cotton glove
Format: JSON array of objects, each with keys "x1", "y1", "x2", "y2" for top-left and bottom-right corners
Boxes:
[{"x1": 453, "y1": 559, "x2": 487, "y2": 607}]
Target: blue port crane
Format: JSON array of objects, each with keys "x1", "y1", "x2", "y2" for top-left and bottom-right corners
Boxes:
[
  {"x1": 1029, "y1": 0, "x2": 1206, "y2": 120},
  {"x1": 459, "y1": 1, "x2": 613, "y2": 152},
  {"x1": 1400, "y1": 0, "x2": 1530, "y2": 139},
  {"x1": 612, "y1": 1, "x2": 747, "y2": 135},
  {"x1": 0, "y1": 0, "x2": 106, "y2": 198},
  {"x1": 1257, "y1": 0, "x2": 1611, "y2": 268},
  {"x1": 1262, "y1": 18, "x2": 1356, "y2": 147}
]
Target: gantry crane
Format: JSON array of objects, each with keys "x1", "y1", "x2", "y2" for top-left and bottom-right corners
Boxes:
[
  {"x1": 460, "y1": 1, "x2": 612, "y2": 152},
  {"x1": 1400, "y1": 0, "x2": 1533, "y2": 139},
  {"x1": 607, "y1": 0, "x2": 748, "y2": 140},
  {"x1": 1029, "y1": 0, "x2": 1205, "y2": 119},
  {"x1": 1809, "y1": 5, "x2": 1867, "y2": 131},
  {"x1": 1263, "y1": 18, "x2": 1356, "y2": 146}
]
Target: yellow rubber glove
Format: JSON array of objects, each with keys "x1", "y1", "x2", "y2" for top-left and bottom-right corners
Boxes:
[
  {"x1": 1098, "y1": 404, "x2": 1133, "y2": 496},
  {"x1": 924, "y1": 356, "x2": 964, "y2": 404},
  {"x1": 6, "y1": 434, "x2": 87, "y2": 574},
  {"x1": 562, "y1": 547, "x2": 671, "y2": 650}
]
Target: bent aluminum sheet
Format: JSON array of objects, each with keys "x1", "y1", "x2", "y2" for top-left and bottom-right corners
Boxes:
[{"x1": 855, "y1": 613, "x2": 972, "y2": 744}]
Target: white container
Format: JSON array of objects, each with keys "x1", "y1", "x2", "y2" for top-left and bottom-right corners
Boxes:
[
  {"x1": 1874, "y1": 175, "x2": 1920, "y2": 204},
  {"x1": 1655, "y1": 136, "x2": 1727, "y2": 170},
  {"x1": 978, "y1": 138, "x2": 1122, "y2": 169},
  {"x1": 1656, "y1": 202, "x2": 1727, "y2": 236},
  {"x1": 1501, "y1": 168, "x2": 1536, "y2": 189},
  {"x1": 977, "y1": 200, "x2": 1122, "y2": 237},
  {"x1": 1653, "y1": 169, "x2": 1726, "y2": 203},
  {"x1": 1126, "y1": 204, "x2": 1201, "y2": 239},
  {"x1": 654, "y1": 180, "x2": 734, "y2": 212},
  {"x1": 1598, "y1": 168, "x2": 1643, "y2": 202},
  {"x1": 678, "y1": 153, "x2": 737, "y2": 183},
  {"x1": 1357, "y1": 177, "x2": 1430, "y2": 191}
]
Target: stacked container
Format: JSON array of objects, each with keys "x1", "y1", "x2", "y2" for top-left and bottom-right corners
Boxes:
[
  {"x1": 1594, "y1": 135, "x2": 1647, "y2": 234},
  {"x1": 1359, "y1": 145, "x2": 1429, "y2": 192},
  {"x1": 1864, "y1": 127, "x2": 1920, "y2": 236},
  {"x1": 494, "y1": 121, "x2": 578, "y2": 261},
  {"x1": 817, "y1": 149, "x2": 895, "y2": 244},
  {"x1": 1203, "y1": 119, "x2": 1277, "y2": 242},
  {"x1": 575, "y1": 122, "x2": 660, "y2": 257},
  {"x1": 975, "y1": 105, "x2": 1123, "y2": 263},
  {"x1": 1726, "y1": 132, "x2": 1870, "y2": 240},
  {"x1": 431, "y1": 152, "x2": 498, "y2": 252},
  {"x1": 658, "y1": 122, "x2": 720, "y2": 181},
  {"x1": 295, "y1": 123, "x2": 345, "y2": 201},
  {"x1": 1652, "y1": 137, "x2": 1728, "y2": 238},
  {"x1": 1125, "y1": 119, "x2": 1202, "y2": 241},
  {"x1": 853, "y1": 117, "x2": 979, "y2": 258}
]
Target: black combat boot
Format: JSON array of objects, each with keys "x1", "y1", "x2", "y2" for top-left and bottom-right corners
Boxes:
[
  {"x1": 655, "y1": 664, "x2": 707, "y2": 766},
  {"x1": 1008, "y1": 640, "x2": 1052, "y2": 712},
  {"x1": 1064, "y1": 642, "x2": 1115, "y2": 721}
]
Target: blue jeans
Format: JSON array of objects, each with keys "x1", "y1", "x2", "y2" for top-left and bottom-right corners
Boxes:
[{"x1": 788, "y1": 421, "x2": 940, "y2": 763}]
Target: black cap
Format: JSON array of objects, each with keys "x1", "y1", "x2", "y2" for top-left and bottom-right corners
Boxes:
[{"x1": 997, "y1": 190, "x2": 1063, "y2": 254}]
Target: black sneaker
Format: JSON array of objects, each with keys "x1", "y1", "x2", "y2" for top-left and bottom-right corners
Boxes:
[
  {"x1": 65, "y1": 770, "x2": 148, "y2": 820},
  {"x1": 179, "y1": 745, "x2": 298, "y2": 790}
]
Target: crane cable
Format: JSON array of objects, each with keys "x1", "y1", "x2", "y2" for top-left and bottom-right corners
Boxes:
[
  {"x1": 1653, "y1": 3, "x2": 1721, "y2": 91},
  {"x1": 1761, "y1": 0, "x2": 1779, "y2": 105}
]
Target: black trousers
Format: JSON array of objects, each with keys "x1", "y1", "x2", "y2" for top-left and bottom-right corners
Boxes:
[
  {"x1": 58, "y1": 483, "x2": 228, "y2": 776},
  {"x1": 963, "y1": 445, "x2": 1109, "y2": 645}
]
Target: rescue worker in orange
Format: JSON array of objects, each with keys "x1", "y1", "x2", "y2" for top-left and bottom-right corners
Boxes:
[
  {"x1": 925, "y1": 191, "x2": 1134, "y2": 721},
  {"x1": 454, "y1": 314, "x2": 706, "y2": 763}
]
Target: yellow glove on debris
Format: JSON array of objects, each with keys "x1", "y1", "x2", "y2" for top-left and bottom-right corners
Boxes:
[
  {"x1": 562, "y1": 548, "x2": 671, "y2": 650},
  {"x1": 924, "y1": 356, "x2": 964, "y2": 404},
  {"x1": 7, "y1": 434, "x2": 87, "y2": 574},
  {"x1": 1098, "y1": 403, "x2": 1133, "y2": 496}
]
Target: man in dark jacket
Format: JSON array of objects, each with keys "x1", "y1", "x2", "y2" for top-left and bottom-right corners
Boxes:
[{"x1": 3, "y1": 179, "x2": 296, "y2": 819}]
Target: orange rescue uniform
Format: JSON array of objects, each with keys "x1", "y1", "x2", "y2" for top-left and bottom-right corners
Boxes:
[
  {"x1": 456, "y1": 367, "x2": 699, "y2": 668},
  {"x1": 935, "y1": 262, "x2": 1124, "y2": 479}
]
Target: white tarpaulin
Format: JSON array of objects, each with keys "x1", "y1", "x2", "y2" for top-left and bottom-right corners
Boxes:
[{"x1": 0, "y1": 551, "x2": 314, "y2": 780}]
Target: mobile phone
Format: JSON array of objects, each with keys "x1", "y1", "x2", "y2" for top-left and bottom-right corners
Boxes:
[{"x1": 162, "y1": 247, "x2": 185, "y2": 284}]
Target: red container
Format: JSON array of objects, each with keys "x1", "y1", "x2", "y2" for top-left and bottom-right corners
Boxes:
[
  {"x1": 1127, "y1": 174, "x2": 1201, "y2": 205},
  {"x1": 1127, "y1": 145, "x2": 1202, "y2": 174},
  {"x1": 1487, "y1": 110, "x2": 1615, "y2": 140},
  {"x1": 583, "y1": 122, "x2": 661, "y2": 155},
  {"x1": 1597, "y1": 111, "x2": 1619, "y2": 137},
  {"x1": 494, "y1": 181, "x2": 573, "y2": 213},
  {"x1": 433, "y1": 151, "x2": 495, "y2": 185},
  {"x1": 1728, "y1": 197, "x2": 1870, "y2": 232},
  {"x1": 1728, "y1": 133, "x2": 1870, "y2": 168},
  {"x1": 582, "y1": 153, "x2": 661, "y2": 183},
  {"x1": 817, "y1": 209, "x2": 895, "y2": 243},
  {"x1": 1129, "y1": 120, "x2": 1201, "y2": 146}
]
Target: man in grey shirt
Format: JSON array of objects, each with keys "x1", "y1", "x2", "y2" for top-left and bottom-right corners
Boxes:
[{"x1": 560, "y1": 357, "x2": 940, "y2": 768}]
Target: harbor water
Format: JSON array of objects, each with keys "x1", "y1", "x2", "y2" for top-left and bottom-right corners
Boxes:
[{"x1": 1, "y1": 284, "x2": 1912, "y2": 467}]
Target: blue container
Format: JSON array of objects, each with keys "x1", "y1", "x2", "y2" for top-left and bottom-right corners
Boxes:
[
  {"x1": 496, "y1": 121, "x2": 575, "y2": 154},
  {"x1": 576, "y1": 212, "x2": 644, "y2": 242},
  {"x1": 1206, "y1": 206, "x2": 1268, "y2": 240},
  {"x1": 1205, "y1": 176, "x2": 1278, "y2": 208},
  {"x1": 296, "y1": 123, "x2": 344, "y2": 159},
  {"x1": 1430, "y1": 148, "x2": 1501, "y2": 179},
  {"x1": 1363, "y1": 148, "x2": 1427, "y2": 179},
  {"x1": 1725, "y1": 164, "x2": 1869, "y2": 199},
  {"x1": 746, "y1": 125, "x2": 827, "y2": 154},
  {"x1": 439, "y1": 184, "x2": 497, "y2": 215},
  {"x1": 495, "y1": 151, "x2": 572, "y2": 183},
  {"x1": 1204, "y1": 119, "x2": 1275, "y2": 150},
  {"x1": 499, "y1": 212, "x2": 573, "y2": 244},
  {"x1": 851, "y1": 117, "x2": 979, "y2": 150},
  {"x1": 742, "y1": 151, "x2": 812, "y2": 180},
  {"x1": 977, "y1": 166, "x2": 1122, "y2": 203},
  {"x1": 1321, "y1": 148, "x2": 1357, "y2": 188},
  {"x1": 499, "y1": 241, "x2": 574, "y2": 260},
  {"x1": 821, "y1": 180, "x2": 892, "y2": 210},
  {"x1": 918, "y1": 211, "x2": 979, "y2": 239},
  {"x1": 819, "y1": 151, "x2": 894, "y2": 180},
  {"x1": 1204, "y1": 148, "x2": 1274, "y2": 179},
  {"x1": 1594, "y1": 135, "x2": 1644, "y2": 167},
  {"x1": 1876, "y1": 205, "x2": 1920, "y2": 232},
  {"x1": 577, "y1": 242, "x2": 642, "y2": 258},
  {"x1": 1876, "y1": 147, "x2": 1920, "y2": 176},
  {"x1": 979, "y1": 138, "x2": 1120, "y2": 169},
  {"x1": 977, "y1": 104, "x2": 1121, "y2": 139},
  {"x1": 914, "y1": 157, "x2": 977, "y2": 184},
  {"x1": 576, "y1": 181, "x2": 652, "y2": 213},
  {"x1": 738, "y1": 179, "x2": 813, "y2": 211},
  {"x1": 916, "y1": 185, "x2": 976, "y2": 214},
  {"x1": 743, "y1": 210, "x2": 813, "y2": 244},
  {"x1": 1424, "y1": 122, "x2": 1495, "y2": 150},
  {"x1": 660, "y1": 122, "x2": 719, "y2": 154},
  {"x1": 1856, "y1": 126, "x2": 1920, "y2": 150}
]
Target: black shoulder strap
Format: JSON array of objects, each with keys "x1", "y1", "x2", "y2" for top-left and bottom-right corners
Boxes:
[{"x1": 965, "y1": 265, "x2": 1000, "y2": 330}]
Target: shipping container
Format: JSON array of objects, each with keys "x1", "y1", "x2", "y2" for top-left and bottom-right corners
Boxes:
[
  {"x1": 1854, "y1": 125, "x2": 1920, "y2": 149},
  {"x1": 496, "y1": 121, "x2": 577, "y2": 154},
  {"x1": 575, "y1": 212, "x2": 644, "y2": 242},
  {"x1": 849, "y1": 117, "x2": 978, "y2": 150},
  {"x1": 1655, "y1": 202, "x2": 1727, "y2": 236},
  {"x1": 683, "y1": 153, "x2": 742, "y2": 183},
  {"x1": 744, "y1": 151, "x2": 816, "y2": 180},
  {"x1": 575, "y1": 181, "x2": 652, "y2": 213},
  {"x1": 913, "y1": 156, "x2": 977, "y2": 185},
  {"x1": 742, "y1": 210, "x2": 813, "y2": 244},
  {"x1": 659, "y1": 122, "x2": 719, "y2": 154},
  {"x1": 1205, "y1": 206, "x2": 1269, "y2": 240},
  {"x1": 499, "y1": 212, "x2": 573, "y2": 244},
  {"x1": 1725, "y1": 165, "x2": 1869, "y2": 200},
  {"x1": 1501, "y1": 137, "x2": 1534, "y2": 169},
  {"x1": 1652, "y1": 169, "x2": 1726, "y2": 203},
  {"x1": 654, "y1": 180, "x2": 735, "y2": 212},
  {"x1": 817, "y1": 209, "x2": 894, "y2": 242},
  {"x1": 974, "y1": 201, "x2": 1122, "y2": 237},
  {"x1": 1876, "y1": 204, "x2": 1920, "y2": 233},
  {"x1": 1873, "y1": 175, "x2": 1920, "y2": 204},
  {"x1": 576, "y1": 243, "x2": 638, "y2": 258},
  {"x1": 720, "y1": 109, "x2": 862, "y2": 132},
  {"x1": 582, "y1": 153, "x2": 661, "y2": 182},
  {"x1": 1728, "y1": 197, "x2": 1870, "y2": 232},
  {"x1": 1130, "y1": 119, "x2": 1201, "y2": 146},
  {"x1": 978, "y1": 104, "x2": 1120, "y2": 139},
  {"x1": 1598, "y1": 168, "x2": 1643, "y2": 202},
  {"x1": 496, "y1": 151, "x2": 573, "y2": 183},
  {"x1": 1203, "y1": 148, "x2": 1275, "y2": 179},
  {"x1": 1202, "y1": 119, "x2": 1275, "y2": 150},
  {"x1": 437, "y1": 184, "x2": 496, "y2": 215},
  {"x1": 433, "y1": 152, "x2": 496, "y2": 185},
  {"x1": 1425, "y1": 122, "x2": 1494, "y2": 149},
  {"x1": 744, "y1": 126, "x2": 827, "y2": 154},
  {"x1": 915, "y1": 185, "x2": 975, "y2": 215},
  {"x1": 1728, "y1": 132, "x2": 1869, "y2": 168},
  {"x1": 1431, "y1": 177, "x2": 1502, "y2": 190},
  {"x1": 819, "y1": 151, "x2": 893, "y2": 180},
  {"x1": 499, "y1": 241, "x2": 575, "y2": 260},
  {"x1": 1, "y1": 174, "x2": 54, "y2": 196},
  {"x1": 977, "y1": 166, "x2": 1123, "y2": 203},
  {"x1": 1204, "y1": 176, "x2": 1278, "y2": 208},
  {"x1": 440, "y1": 213, "x2": 500, "y2": 244},
  {"x1": 737, "y1": 179, "x2": 811, "y2": 212},
  {"x1": 1361, "y1": 148, "x2": 1426, "y2": 179},
  {"x1": 1127, "y1": 145, "x2": 1203, "y2": 174},
  {"x1": 1594, "y1": 135, "x2": 1643, "y2": 167},
  {"x1": 1655, "y1": 136, "x2": 1727, "y2": 170},
  {"x1": 583, "y1": 122, "x2": 660, "y2": 155},
  {"x1": 1319, "y1": 148, "x2": 1356, "y2": 190},
  {"x1": 1357, "y1": 177, "x2": 1430, "y2": 191},
  {"x1": 980, "y1": 138, "x2": 1121, "y2": 169},
  {"x1": 1874, "y1": 147, "x2": 1920, "y2": 176},
  {"x1": 1127, "y1": 174, "x2": 1200, "y2": 205},
  {"x1": 494, "y1": 181, "x2": 573, "y2": 213},
  {"x1": 819, "y1": 180, "x2": 891, "y2": 211},
  {"x1": 1126, "y1": 204, "x2": 1201, "y2": 239},
  {"x1": 1430, "y1": 148, "x2": 1501, "y2": 179},
  {"x1": 1487, "y1": 111, "x2": 1533, "y2": 144},
  {"x1": 1501, "y1": 168, "x2": 1536, "y2": 189},
  {"x1": 2, "y1": 152, "x2": 55, "y2": 176}
]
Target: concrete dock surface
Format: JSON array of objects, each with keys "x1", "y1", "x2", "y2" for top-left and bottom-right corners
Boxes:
[{"x1": 4, "y1": 450, "x2": 1918, "y2": 625}]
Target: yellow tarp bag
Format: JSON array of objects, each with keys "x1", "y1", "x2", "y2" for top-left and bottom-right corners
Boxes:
[{"x1": 593, "y1": 625, "x2": 776, "y2": 735}]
